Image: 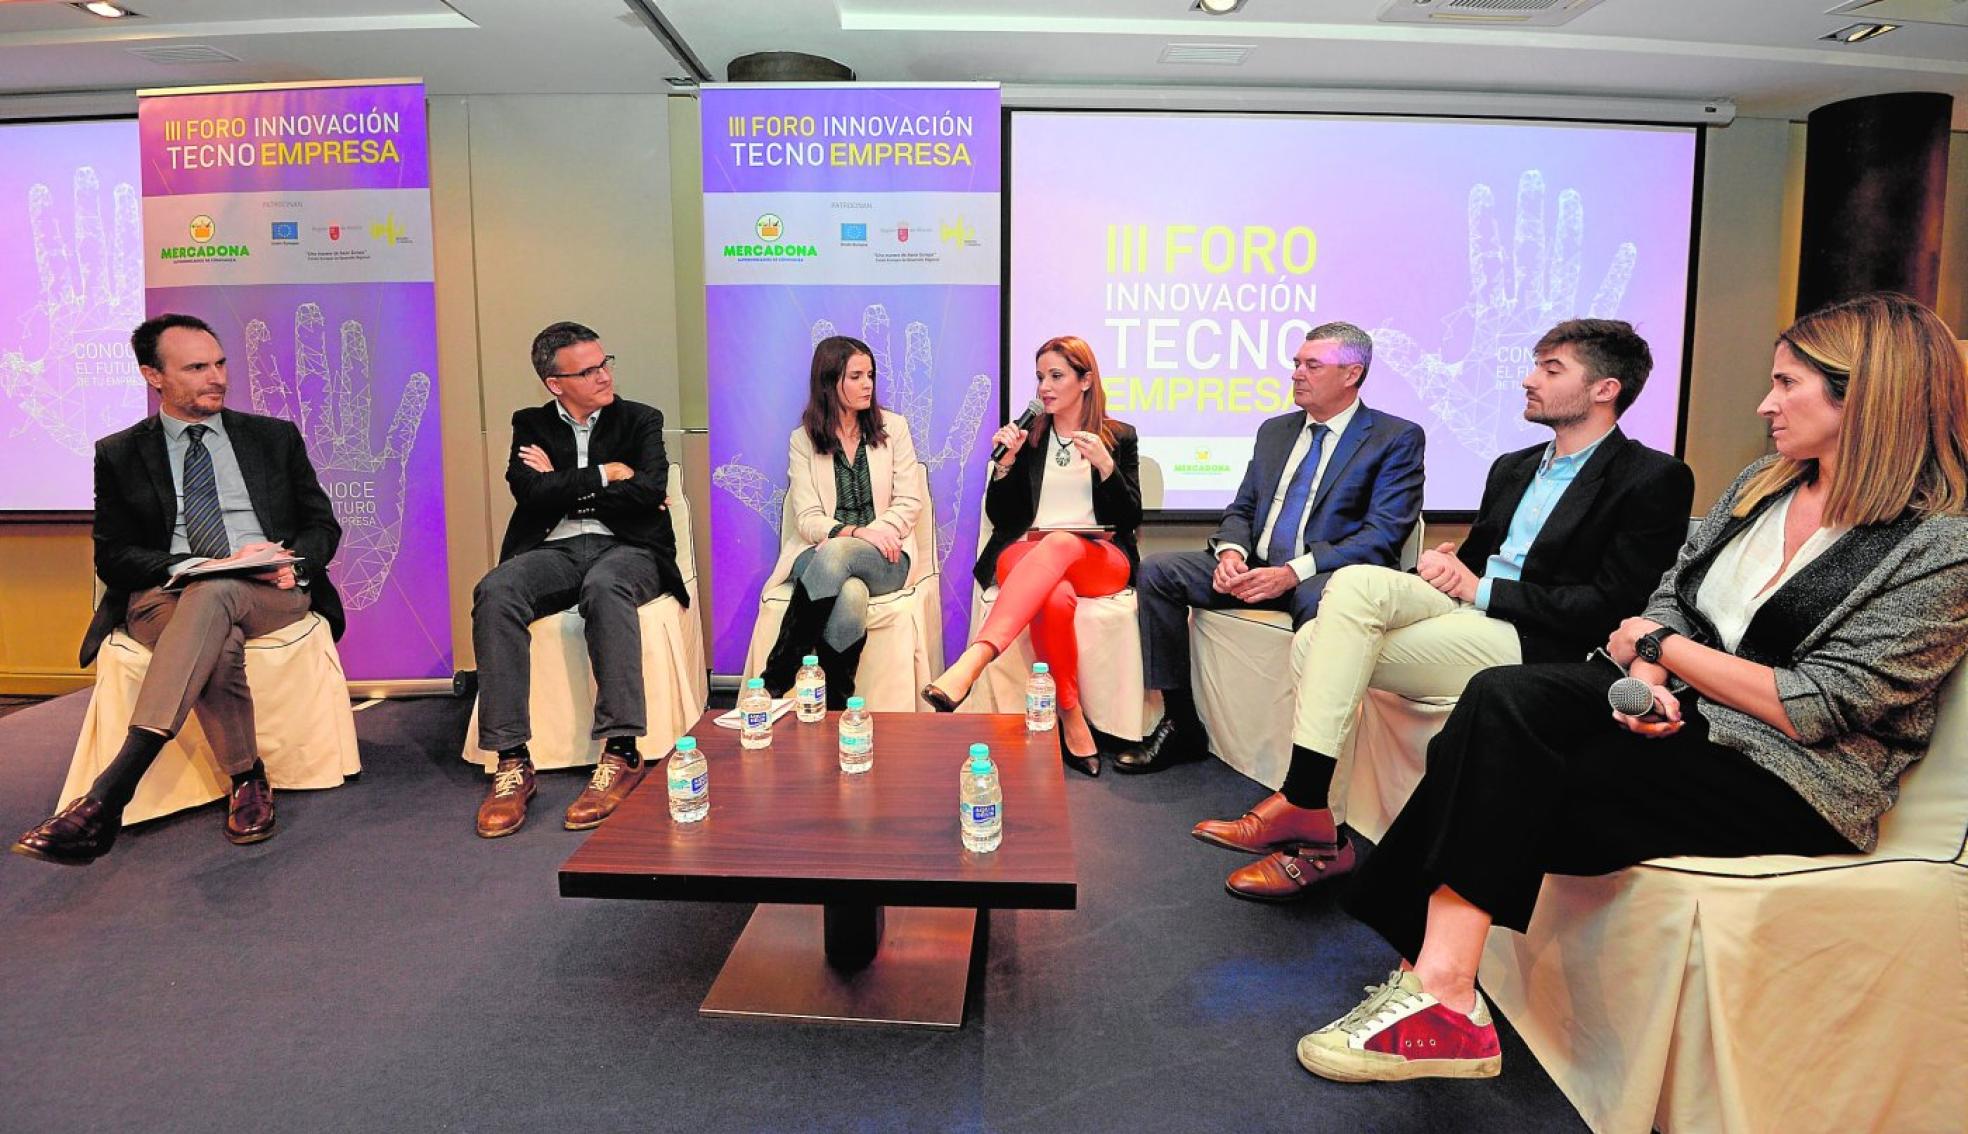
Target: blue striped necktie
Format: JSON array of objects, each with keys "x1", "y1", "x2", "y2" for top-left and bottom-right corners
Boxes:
[
  {"x1": 181, "y1": 424, "x2": 231, "y2": 558},
  {"x1": 1264, "y1": 423, "x2": 1329, "y2": 567}
]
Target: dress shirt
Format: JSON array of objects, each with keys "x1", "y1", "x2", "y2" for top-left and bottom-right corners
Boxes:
[
  {"x1": 1221, "y1": 397, "x2": 1361, "y2": 580},
  {"x1": 1694, "y1": 491, "x2": 1847, "y2": 652},
  {"x1": 1031, "y1": 432, "x2": 1099, "y2": 530},
  {"x1": 159, "y1": 411, "x2": 268, "y2": 563},
  {"x1": 1474, "y1": 427, "x2": 1612, "y2": 610},
  {"x1": 543, "y1": 401, "x2": 616, "y2": 543}
]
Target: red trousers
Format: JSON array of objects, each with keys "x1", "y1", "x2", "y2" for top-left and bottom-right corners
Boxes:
[{"x1": 975, "y1": 531, "x2": 1130, "y2": 712}]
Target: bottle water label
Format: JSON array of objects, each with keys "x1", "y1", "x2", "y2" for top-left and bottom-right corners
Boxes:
[
  {"x1": 964, "y1": 802, "x2": 999, "y2": 824},
  {"x1": 669, "y1": 772, "x2": 706, "y2": 797},
  {"x1": 743, "y1": 710, "x2": 770, "y2": 731},
  {"x1": 841, "y1": 733, "x2": 871, "y2": 754},
  {"x1": 798, "y1": 687, "x2": 824, "y2": 711},
  {"x1": 1026, "y1": 692, "x2": 1053, "y2": 714}
]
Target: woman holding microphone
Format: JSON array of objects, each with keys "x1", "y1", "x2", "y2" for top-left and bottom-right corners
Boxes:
[
  {"x1": 1287, "y1": 291, "x2": 1968, "y2": 1085},
  {"x1": 922, "y1": 335, "x2": 1142, "y2": 777},
  {"x1": 757, "y1": 335, "x2": 921, "y2": 706}
]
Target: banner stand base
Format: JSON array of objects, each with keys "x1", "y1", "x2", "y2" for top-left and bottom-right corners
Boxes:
[{"x1": 347, "y1": 679, "x2": 457, "y2": 700}]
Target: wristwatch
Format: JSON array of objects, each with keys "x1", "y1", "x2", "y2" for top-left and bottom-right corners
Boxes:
[{"x1": 1635, "y1": 626, "x2": 1680, "y2": 664}]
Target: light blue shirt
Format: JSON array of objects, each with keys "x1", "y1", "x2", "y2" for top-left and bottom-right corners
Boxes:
[
  {"x1": 1474, "y1": 428, "x2": 1611, "y2": 610},
  {"x1": 159, "y1": 411, "x2": 267, "y2": 561},
  {"x1": 543, "y1": 401, "x2": 616, "y2": 542}
]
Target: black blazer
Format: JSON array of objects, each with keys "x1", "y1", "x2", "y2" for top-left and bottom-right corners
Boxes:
[
  {"x1": 499, "y1": 397, "x2": 688, "y2": 606},
  {"x1": 974, "y1": 419, "x2": 1142, "y2": 590},
  {"x1": 1454, "y1": 427, "x2": 1694, "y2": 663},
  {"x1": 82, "y1": 409, "x2": 344, "y2": 666}
]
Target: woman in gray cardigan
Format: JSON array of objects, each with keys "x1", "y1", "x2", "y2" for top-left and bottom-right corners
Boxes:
[{"x1": 1291, "y1": 292, "x2": 1968, "y2": 1086}]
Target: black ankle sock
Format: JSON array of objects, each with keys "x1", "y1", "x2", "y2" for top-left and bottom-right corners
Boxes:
[
  {"x1": 497, "y1": 744, "x2": 532, "y2": 767},
  {"x1": 1279, "y1": 745, "x2": 1336, "y2": 809},
  {"x1": 603, "y1": 737, "x2": 641, "y2": 768},
  {"x1": 229, "y1": 759, "x2": 267, "y2": 788},
  {"x1": 88, "y1": 727, "x2": 169, "y2": 811},
  {"x1": 1160, "y1": 688, "x2": 1204, "y2": 736}
]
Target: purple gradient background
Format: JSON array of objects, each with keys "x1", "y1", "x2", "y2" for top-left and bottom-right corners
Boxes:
[
  {"x1": 139, "y1": 84, "x2": 429, "y2": 197},
  {"x1": 1011, "y1": 113, "x2": 1699, "y2": 511},
  {"x1": 703, "y1": 86, "x2": 1001, "y2": 672},
  {"x1": 143, "y1": 83, "x2": 451, "y2": 681},
  {"x1": 0, "y1": 119, "x2": 144, "y2": 510},
  {"x1": 702, "y1": 85, "x2": 1000, "y2": 195}
]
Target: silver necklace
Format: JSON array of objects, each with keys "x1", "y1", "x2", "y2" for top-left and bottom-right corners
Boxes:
[{"x1": 1051, "y1": 429, "x2": 1075, "y2": 467}]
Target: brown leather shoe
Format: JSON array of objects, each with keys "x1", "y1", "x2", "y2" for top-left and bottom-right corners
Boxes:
[
  {"x1": 1192, "y1": 792, "x2": 1340, "y2": 854},
  {"x1": 224, "y1": 777, "x2": 277, "y2": 845},
  {"x1": 1225, "y1": 842, "x2": 1358, "y2": 902},
  {"x1": 12, "y1": 797, "x2": 121, "y2": 865},
  {"x1": 563, "y1": 753, "x2": 648, "y2": 830},
  {"x1": 475, "y1": 757, "x2": 536, "y2": 838}
]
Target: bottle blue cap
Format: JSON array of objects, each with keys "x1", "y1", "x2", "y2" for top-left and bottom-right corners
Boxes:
[
  {"x1": 1032, "y1": 662, "x2": 1049, "y2": 675},
  {"x1": 802, "y1": 655, "x2": 819, "y2": 666},
  {"x1": 967, "y1": 742, "x2": 991, "y2": 772},
  {"x1": 675, "y1": 736, "x2": 697, "y2": 752},
  {"x1": 846, "y1": 696, "x2": 865, "y2": 710},
  {"x1": 746, "y1": 677, "x2": 764, "y2": 689}
]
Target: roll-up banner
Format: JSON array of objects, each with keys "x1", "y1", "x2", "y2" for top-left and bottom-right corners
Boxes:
[
  {"x1": 700, "y1": 83, "x2": 1002, "y2": 671},
  {"x1": 138, "y1": 80, "x2": 452, "y2": 683}
]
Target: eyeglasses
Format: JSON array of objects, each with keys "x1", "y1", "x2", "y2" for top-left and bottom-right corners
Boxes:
[{"x1": 548, "y1": 355, "x2": 615, "y2": 381}]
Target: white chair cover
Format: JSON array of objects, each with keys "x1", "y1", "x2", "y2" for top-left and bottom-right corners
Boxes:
[
  {"x1": 63, "y1": 611, "x2": 361, "y2": 826},
  {"x1": 462, "y1": 472, "x2": 709, "y2": 770},
  {"x1": 740, "y1": 466, "x2": 942, "y2": 712},
  {"x1": 1347, "y1": 664, "x2": 1968, "y2": 1134},
  {"x1": 959, "y1": 501, "x2": 1149, "y2": 741},
  {"x1": 1193, "y1": 521, "x2": 1424, "y2": 784}
]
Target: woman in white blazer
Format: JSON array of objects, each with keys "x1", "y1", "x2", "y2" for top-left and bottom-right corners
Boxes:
[{"x1": 757, "y1": 335, "x2": 923, "y2": 704}]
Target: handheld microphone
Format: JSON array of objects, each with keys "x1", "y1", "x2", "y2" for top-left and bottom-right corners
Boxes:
[
  {"x1": 1607, "y1": 676, "x2": 1667, "y2": 722},
  {"x1": 992, "y1": 399, "x2": 1044, "y2": 463}
]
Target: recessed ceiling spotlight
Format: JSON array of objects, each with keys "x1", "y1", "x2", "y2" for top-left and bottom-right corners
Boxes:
[
  {"x1": 1193, "y1": 0, "x2": 1249, "y2": 14},
  {"x1": 76, "y1": 2, "x2": 140, "y2": 17},
  {"x1": 1822, "y1": 21, "x2": 1899, "y2": 44}
]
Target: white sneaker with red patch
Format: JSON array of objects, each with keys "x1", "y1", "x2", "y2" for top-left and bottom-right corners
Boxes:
[{"x1": 1296, "y1": 969, "x2": 1502, "y2": 1082}]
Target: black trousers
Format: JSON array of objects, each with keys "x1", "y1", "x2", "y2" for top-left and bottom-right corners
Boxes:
[{"x1": 1345, "y1": 662, "x2": 1854, "y2": 962}]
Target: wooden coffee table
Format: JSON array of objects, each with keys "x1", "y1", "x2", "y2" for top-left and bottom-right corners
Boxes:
[{"x1": 559, "y1": 711, "x2": 1077, "y2": 1028}]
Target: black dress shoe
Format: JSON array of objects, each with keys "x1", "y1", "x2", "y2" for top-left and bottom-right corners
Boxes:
[
  {"x1": 225, "y1": 777, "x2": 277, "y2": 845},
  {"x1": 1113, "y1": 716, "x2": 1205, "y2": 775},
  {"x1": 12, "y1": 797, "x2": 120, "y2": 865}
]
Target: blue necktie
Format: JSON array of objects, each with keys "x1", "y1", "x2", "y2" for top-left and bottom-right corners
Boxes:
[
  {"x1": 1264, "y1": 423, "x2": 1328, "y2": 568},
  {"x1": 181, "y1": 424, "x2": 231, "y2": 559}
]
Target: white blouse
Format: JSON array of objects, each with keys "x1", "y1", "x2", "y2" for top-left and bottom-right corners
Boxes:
[
  {"x1": 1694, "y1": 492, "x2": 1849, "y2": 653},
  {"x1": 1031, "y1": 431, "x2": 1099, "y2": 530}
]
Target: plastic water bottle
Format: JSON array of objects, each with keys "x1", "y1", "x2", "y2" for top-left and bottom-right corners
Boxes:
[
  {"x1": 838, "y1": 696, "x2": 874, "y2": 774},
  {"x1": 794, "y1": 654, "x2": 827, "y2": 723},
  {"x1": 666, "y1": 736, "x2": 708, "y2": 823},
  {"x1": 739, "y1": 677, "x2": 773, "y2": 750},
  {"x1": 960, "y1": 743, "x2": 1002, "y2": 853},
  {"x1": 1025, "y1": 662, "x2": 1057, "y2": 732}
]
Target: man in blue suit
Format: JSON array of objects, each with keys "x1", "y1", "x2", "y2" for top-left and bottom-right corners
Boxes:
[{"x1": 1118, "y1": 322, "x2": 1425, "y2": 774}]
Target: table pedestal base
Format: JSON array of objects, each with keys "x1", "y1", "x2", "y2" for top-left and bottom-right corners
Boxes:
[{"x1": 700, "y1": 904, "x2": 981, "y2": 1028}]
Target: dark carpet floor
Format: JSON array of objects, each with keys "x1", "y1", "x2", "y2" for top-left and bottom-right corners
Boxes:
[{"x1": 0, "y1": 692, "x2": 1587, "y2": 1133}]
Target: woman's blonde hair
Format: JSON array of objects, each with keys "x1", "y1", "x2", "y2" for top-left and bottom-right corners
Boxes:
[{"x1": 1735, "y1": 292, "x2": 1968, "y2": 525}]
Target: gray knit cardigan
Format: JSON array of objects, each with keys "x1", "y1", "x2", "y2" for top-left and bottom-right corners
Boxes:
[{"x1": 1642, "y1": 455, "x2": 1968, "y2": 851}]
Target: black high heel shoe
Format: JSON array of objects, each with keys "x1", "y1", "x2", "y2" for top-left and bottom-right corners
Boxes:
[
  {"x1": 921, "y1": 681, "x2": 969, "y2": 713},
  {"x1": 1059, "y1": 730, "x2": 1101, "y2": 778}
]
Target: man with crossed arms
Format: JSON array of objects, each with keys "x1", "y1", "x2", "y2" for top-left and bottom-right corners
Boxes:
[{"x1": 1192, "y1": 318, "x2": 1694, "y2": 898}]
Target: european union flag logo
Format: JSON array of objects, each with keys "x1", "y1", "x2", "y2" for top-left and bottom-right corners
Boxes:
[
  {"x1": 840, "y1": 223, "x2": 867, "y2": 242},
  {"x1": 271, "y1": 221, "x2": 299, "y2": 241}
]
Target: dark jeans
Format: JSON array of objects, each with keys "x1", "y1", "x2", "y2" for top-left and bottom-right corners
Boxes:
[
  {"x1": 1345, "y1": 662, "x2": 1854, "y2": 961},
  {"x1": 471, "y1": 535, "x2": 665, "y2": 751}
]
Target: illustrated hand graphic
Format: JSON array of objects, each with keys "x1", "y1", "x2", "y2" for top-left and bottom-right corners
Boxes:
[
  {"x1": 1372, "y1": 170, "x2": 1636, "y2": 461},
  {"x1": 0, "y1": 165, "x2": 144, "y2": 454},
  {"x1": 244, "y1": 303, "x2": 430, "y2": 609}
]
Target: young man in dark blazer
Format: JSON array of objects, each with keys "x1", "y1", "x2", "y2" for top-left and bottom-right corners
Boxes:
[
  {"x1": 13, "y1": 313, "x2": 343, "y2": 865},
  {"x1": 1122, "y1": 322, "x2": 1427, "y2": 774},
  {"x1": 470, "y1": 321, "x2": 687, "y2": 838},
  {"x1": 1193, "y1": 318, "x2": 1694, "y2": 900}
]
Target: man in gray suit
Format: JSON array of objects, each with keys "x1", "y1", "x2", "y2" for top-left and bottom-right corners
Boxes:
[{"x1": 1118, "y1": 322, "x2": 1426, "y2": 774}]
